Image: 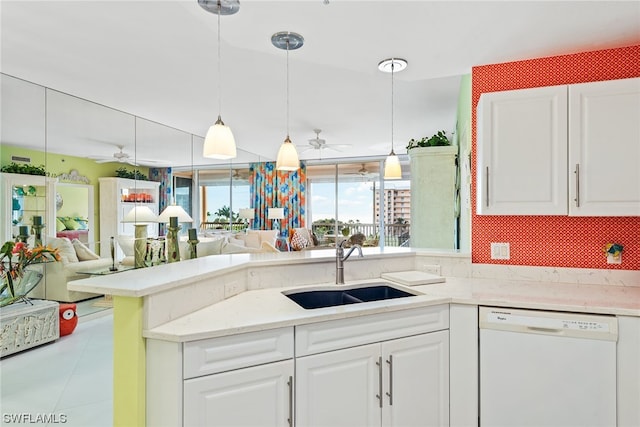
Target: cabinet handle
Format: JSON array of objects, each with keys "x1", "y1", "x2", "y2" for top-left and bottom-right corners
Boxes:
[
  {"x1": 287, "y1": 376, "x2": 293, "y2": 427},
  {"x1": 376, "y1": 356, "x2": 383, "y2": 408},
  {"x1": 574, "y1": 163, "x2": 580, "y2": 207},
  {"x1": 485, "y1": 166, "x2": 490, "y2": 207},
  {"x1": 385, "y1": 355, "x2": 393, "y2": 405}
]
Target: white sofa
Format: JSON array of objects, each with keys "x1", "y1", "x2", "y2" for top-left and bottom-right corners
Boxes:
[
  {"x1": 39, "y1": 237, "x2": 111, "y2": 302},
  {"x1": 117, "y1": 230, "x2": 279, "y2": 266}
]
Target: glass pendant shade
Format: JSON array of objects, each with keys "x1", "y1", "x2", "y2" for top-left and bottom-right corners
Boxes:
[
  {"x1": 203, "y1": 116, "x2": 236, "y2": 159},
  {"x1": 384, "y1": 151, "x2": 402, "y2": 180},
  {"x1": 276, "y1": 136, "x2": 299, "y2": 171}
]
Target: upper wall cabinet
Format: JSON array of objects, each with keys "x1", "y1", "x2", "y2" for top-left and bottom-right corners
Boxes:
[
  {"x1": 568, "y1": 78, "x2": 640, "y2": 216},
  {"x1": 476, "y1": 85, "x2": 568, "y2": 215},
  {"x1": 477, "y1": 77, "x2": 640, "y2": 216}
]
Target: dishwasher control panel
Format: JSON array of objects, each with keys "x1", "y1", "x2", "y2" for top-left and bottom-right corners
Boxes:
[{"x1": 479, "y1": 307, "x2": 618, "y2": 341}]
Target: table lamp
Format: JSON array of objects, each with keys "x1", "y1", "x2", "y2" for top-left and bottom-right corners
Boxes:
[
  {"x1": 239, "y1": 208, "x2": 255, "y2": 232},
  {"x1": 157, "y1": 204, "x2": 193, "y2": 263},
  {"x1": 122, "y1": 206, "x2": 158, "y2": 268},
  {"x1": 268, "y1": 207, "x2": 284, "y2": 234}
]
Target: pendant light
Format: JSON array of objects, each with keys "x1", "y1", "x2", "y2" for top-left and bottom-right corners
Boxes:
[
  {"x1": 200, "y1": 0, "x2": 239, "y2": 160},
  {"x1": 379, "y1": 58, "x2": 407, "y2": 180},
  {"x1": 272, "y1": 31, "x2": 304, "y2": 171}
]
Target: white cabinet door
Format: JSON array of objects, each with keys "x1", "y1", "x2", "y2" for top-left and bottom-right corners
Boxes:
[
  {"x1": 296, "y1": 343, "x2": 380, "y2": 427},
  {"x1": 568, "y1": 77, "x2": 640, "y2": 216},
  {"x1": 183, "y1": 359, "x2": 293, "y2": 427},
  {"x1": 477, "y1": 85, "x2": 568, "y2": 215},
  {"x1": 296, "y1": 332, "x2": 450, "y2": 427},
  {"x1": 382, "y1": 331, "x2": 449, "y2": 427}
]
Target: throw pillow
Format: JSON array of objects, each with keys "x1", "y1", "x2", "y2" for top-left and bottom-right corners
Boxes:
[
  {"x1": 73, "y1": 217, "x2": 89, "y2": 230},
  {"x1": 47, "y1": 237, "x2": 79, "y2": 263},
  {"x1": 197, "y1": 237, "x2": 226, "y2": 257},
  {"x1": 72, "y1": 239, "x2": 100, "y2": 261},
  {"x1": 290, "y1": 230, "x2": 309, "y2": 251},
  {"x1": 56, "y1": 218, "x2": 66, "y2": 232},
  {"x1": 61, "y1": 217, "x2": 81, "y2": 231},
  {"x1": 309, "y1": 230, "x2": 319, "y2": 246},
  {"x1": 248, "y1": 230, "x2": 278, "y2": 246},
  {"x1": 240, "y1": 232, "x2": 261, "y2": 249}
]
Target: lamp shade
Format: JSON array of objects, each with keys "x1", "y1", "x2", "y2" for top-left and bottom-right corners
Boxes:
[
  {"x1": 239, "y1": 208, "x2": 255, "y2": 220},
  {"x1": 276, "y1": 137, "x2": 299, "y2": 171},
  {"x1": 384, "y1": 152, "x2": 402, "y2": 180},
  {"x1": 122, "y1": 206, "x2": 158, "y2": 224},
  {"x1": 158, "y1": 205, "x2": 193, "y2": 223},
  {"x1": 203, "y1": 117, "x2": 237, "y2": 160},
  {"x1": 268, "y1": 207, "x2": 285, "y2": 220}
]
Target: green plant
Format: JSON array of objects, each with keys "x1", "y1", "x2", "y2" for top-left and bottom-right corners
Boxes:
[
  {"x1": 115, "y1": 167, "x2": 148, "y2": 180},
  {"x1": 1, "y1": 241, "x2": 61, "y2": 306},
  {"x1": 0, "y1": 163, "x2": 47, "y2": 176},
  {"x1": 406, "y1": 130, "x2": 451, "y2": 150}
]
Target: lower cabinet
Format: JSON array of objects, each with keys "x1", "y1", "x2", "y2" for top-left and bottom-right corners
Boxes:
[
  {"x1": 184, "y1": 359, "x2": 294, "y2": 427},
  {"x1": 148, "y1": 305, "x2": 450, "y2": 426},
  {"x1": 296, "y1": 331, "x2": 449, "y2": 427}
]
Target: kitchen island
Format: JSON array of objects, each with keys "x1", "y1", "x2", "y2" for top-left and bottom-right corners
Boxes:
[{"x1": 69, "y1": 248, "x2": 640, "y2": 426}]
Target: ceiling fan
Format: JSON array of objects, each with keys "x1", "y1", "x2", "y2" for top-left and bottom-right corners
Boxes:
[
  {"x1": 89, "y1": 145, "x2": 170, "y2": 167},
  {"x1": 232, "y1": 169, "x2": 250, "y2": 181},
  {"x1": 345, "y1": 163, "x2": 379, "y2": 178},
  {"x1": 298, "y1": 129, "x2": 352, "y2": 157}
]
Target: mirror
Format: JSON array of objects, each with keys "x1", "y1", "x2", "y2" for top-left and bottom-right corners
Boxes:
[{"x1": 55, "y1": 183, "x2": 95, "y2": 251}]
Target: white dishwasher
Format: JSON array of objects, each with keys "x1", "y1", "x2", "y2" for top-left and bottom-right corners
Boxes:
[{"x1": 479, "y1": 306, "x2": 618, "y2": 427}]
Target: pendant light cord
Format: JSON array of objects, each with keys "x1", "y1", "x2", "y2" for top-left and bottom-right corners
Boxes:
[
  {"x1": 286, "y1": 39, "x2": 290, "y2": 139},
  {"x1": 390, "y1": 61, "x2": 395, "y2": 154},
  {"x1": 217, "y1": 1, "x2": 222, "y2": 117}
]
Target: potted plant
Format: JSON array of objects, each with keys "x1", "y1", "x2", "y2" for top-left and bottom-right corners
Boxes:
[
  {"x1": 0, "y1": 240, "x2": 61, "y2": 307},
  {"x1": 0, "y1": 162, "x2": 47, "y2": 176},
  {"x1": 406, "y1": 130, "x2": 451, "y2": 150}
]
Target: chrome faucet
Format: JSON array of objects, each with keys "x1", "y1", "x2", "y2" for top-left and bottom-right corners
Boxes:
[{"x1": 336, "y1": 240, "x2": 363, "y2": 285}]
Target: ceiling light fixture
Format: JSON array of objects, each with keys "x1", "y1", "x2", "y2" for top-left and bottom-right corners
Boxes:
[
  {"x1": 200, "y1": 0, "x2": 239, "y2": 160},
  {"x1": 272, "y1": 31, "x2": 304, "y2": 171},
  {"x1": 379, "y1": 58, "x2": 407, "y2": 180}
]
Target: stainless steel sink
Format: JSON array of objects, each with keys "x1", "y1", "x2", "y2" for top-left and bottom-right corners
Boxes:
[{"x1": 283, "y1": 282, "x2": 419, "y2": 309}]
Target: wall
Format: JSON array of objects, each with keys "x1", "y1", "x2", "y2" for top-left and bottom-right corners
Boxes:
[
  {"x1": 1, "y1": 145, "x2": 150, "y2": 245},
  {"x1": 471, "y1": 44, "x2": 640, "y2": 270}
]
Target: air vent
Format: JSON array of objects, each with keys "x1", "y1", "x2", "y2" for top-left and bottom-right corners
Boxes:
[{"x1": 11, "y1": 156, "x2": 31, "y2": 163}]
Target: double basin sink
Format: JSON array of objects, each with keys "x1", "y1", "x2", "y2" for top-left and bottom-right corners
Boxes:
[{"x1": 284, "y1": 282, "x2": 420, "y2": 309}]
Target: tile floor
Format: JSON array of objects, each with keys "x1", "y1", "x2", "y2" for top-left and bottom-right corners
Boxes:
[{"x1": 1, "y1": 299, "x2": 113, "y2": 426}]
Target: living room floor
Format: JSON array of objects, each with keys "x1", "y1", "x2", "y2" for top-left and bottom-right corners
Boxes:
[{"x1": 0, "y1": 300, "x2": 113, "y2": 426}]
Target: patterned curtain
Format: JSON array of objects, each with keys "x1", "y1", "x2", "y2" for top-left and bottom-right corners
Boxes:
[{"x1": 249, "y1": 162, "x2": 306, "y2": 237}]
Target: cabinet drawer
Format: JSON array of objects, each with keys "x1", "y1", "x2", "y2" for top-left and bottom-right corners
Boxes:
[
  {"x1": 184, "y1": 327, "x2": 293, "y2": 379},
  {"x1": 296, "y1": 305, "x2": 449, "y2": 357}
]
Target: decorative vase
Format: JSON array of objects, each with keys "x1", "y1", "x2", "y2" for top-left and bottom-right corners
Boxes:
[{"x1": 0, "y1": 269, "x2": 44, "y2": 307}]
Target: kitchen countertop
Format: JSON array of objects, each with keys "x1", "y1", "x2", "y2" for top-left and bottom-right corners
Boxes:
[
  {"x1": 67, "y1": 247, "x2": 424, "y2": 297},
  {"x1": 145, "y1": 275, "x2": 640, "y2": 343}
]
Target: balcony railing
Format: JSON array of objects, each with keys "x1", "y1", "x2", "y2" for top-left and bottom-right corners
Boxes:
[
  {"x1": 199, "y1": 221, "x2": 410, "y2": 247},
  {"x1": 311, "y1": 223, "x2": 409, "y2": 247}
]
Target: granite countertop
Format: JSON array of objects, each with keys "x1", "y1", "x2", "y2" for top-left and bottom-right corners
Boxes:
[{"x1": 144, "y1": 276, "x2": 640, "y2": 343}]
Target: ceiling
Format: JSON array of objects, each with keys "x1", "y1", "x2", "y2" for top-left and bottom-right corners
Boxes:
[{"x1": 1, "y1": 1, "x2": 639, "y2": 169}]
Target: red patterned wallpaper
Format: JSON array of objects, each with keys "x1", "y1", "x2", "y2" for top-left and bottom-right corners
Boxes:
[{"x1": 471, "y1": 45, "x2": 640, "y2": 270}]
